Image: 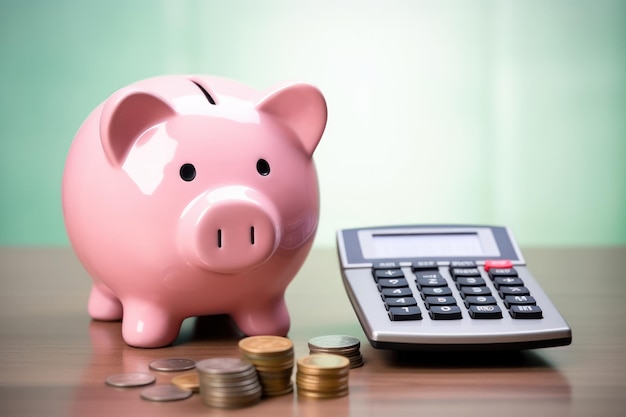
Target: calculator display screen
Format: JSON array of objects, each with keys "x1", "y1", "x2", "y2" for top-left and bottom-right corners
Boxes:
[{"x1": 370, "y1": 233, "x2": 485, "y2": 258}]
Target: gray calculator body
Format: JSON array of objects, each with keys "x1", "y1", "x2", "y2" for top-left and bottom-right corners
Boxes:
[{"x1": 336, "y1": 225, "x2": 572, "y2": 350}]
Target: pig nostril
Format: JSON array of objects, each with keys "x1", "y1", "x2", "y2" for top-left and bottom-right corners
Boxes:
[
  {"x1": 250, "y1": 226, "x2": 255, "y2": 245},
  {"x1": 217, "y1": 229, "x2": 222, "y2": 248}
]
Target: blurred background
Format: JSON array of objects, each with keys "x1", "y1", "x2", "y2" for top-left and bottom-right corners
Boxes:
[{"x1": 0, "y1": 0, "x2": 624, "y2": 249}]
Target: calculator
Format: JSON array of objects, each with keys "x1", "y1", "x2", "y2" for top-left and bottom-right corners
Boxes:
[{"x1": 336, "y1": 225, "x2": 572, "y2": 350}]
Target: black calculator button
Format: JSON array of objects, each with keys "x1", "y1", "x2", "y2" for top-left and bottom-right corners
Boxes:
[
  {"x1": 450, "y1": 268, "x2": 481, "y2": 280},
  {"x1": 389, "y1": 306, "x2": 422, "y2": 321},
  {"x1": 412, "y1": 261, "x2": 438, "y2": 271},
  {"x1": 420, "y1": 287, "x2": 453, "y2": 298},
  {"x1": 464, "y1": 296, "x2": 498, "y2": 307},
  {"x1": 373, "y1": 268, "x2": 404, "y2": 282},
  {"x1": 377, "y1": 278, "x2": 409, "y2": 289},
  {"x1": 498, "y1": 286, "x2": 530, "y2": 297},
  {"x1": 429, "y1": 305, "x2": 463, "y2": 320},
  {"x1": 424, "y1": 296, "x2": 457, "y2": 308},
  {"x1": 384, "y1": 297, "x2": 418, "y2": 309},
  {"x1": 414, "y1": 271, "x2": 444, "y2": 280},
  {"x1": 456, "y1": 277, "x2": 486, "y2": 288},
  {"x1": 509, "y1": 305, "x2": 543, "y2": 319},
  {"x1": 468, "y1": 305, "x2": 503, "y2": 319},
  {"x1": 460, "y1": 287, "x2": 492, "y2": 298},
  {"x1": 493, "y1": 277, "x2": 524, "y2": 288},
  {"x1": 373, "y1": 261, "x2": 402, "y2": 270},
  {"x1": 450, "y1": 261, "x2": 477, "y2": 268},
  {"x1": 416, "y1": 276, "x2": 447, "y2": 289},
  {"x1": 488, "y1": 268, "x2": 518, "y2": 279},
  {"x1": 381, "y1": 287, "x2": 413, "y2": 298},
  {"x1": 504, "y1": 295, "x2": 537, "y2": 308}
]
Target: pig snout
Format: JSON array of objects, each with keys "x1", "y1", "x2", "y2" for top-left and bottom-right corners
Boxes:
[{"x1": 178, "y1": 186, "x2": 280, "y2": 274}]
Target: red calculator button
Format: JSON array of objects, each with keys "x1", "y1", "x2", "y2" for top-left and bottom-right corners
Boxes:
[{"x1": 484, "y1": 260, "x2": 513, "y2": 272}]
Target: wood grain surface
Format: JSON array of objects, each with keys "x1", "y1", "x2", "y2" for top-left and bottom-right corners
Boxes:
[{"x1": 1, "y1": 247, "x2": 624, "y2": 417}]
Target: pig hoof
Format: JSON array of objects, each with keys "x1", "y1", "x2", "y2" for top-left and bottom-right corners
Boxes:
[
  {"x1": 121, "y1": 308, "x2": 181, "y2": 348},
  {"x1": 88, "y1": 287, "x2": 122, "y2": 321}
]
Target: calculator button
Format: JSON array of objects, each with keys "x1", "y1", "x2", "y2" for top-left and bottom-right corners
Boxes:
[
  {"x1": 509, "y1": 305, "x2": 543, "y2": 319},
  {"x1": 460, "y1": 287, "x2": 492, "y2": 298},
  {"x1": 384, "y1": 297, "x2": 418, "y2": 309},
  {"x1": 455, "y1": 277, "x2": 486, "y2": 288},
  {"x1": 424, "y1": 296, "x2": 457, "y2": 308},
  {"x1": 388, "y1": 306, "x2": 422, "y2": 321},
  {"x1": 429, "y1": 305, "x2": 463, "y2": 320},
  {"x1": 450, "y1": 268, "x2": 481, "y2": 280},
  {"x1": 381, "y1": 287, "x2": 413, "y2": 298},
  {"x1": 412, "y1": 260, "x2": 438, "y2": 271},
  {"x1": 377, "y1": 278, "x2": 409, "y2": 289},
  {"x1": 414, "y1": 271, "x2": 444, "y2": 280},
  {"x1": 468, "y1": 305, "x2": 503, "y2": 319},
  {"x1": 498, "y1": 286, "x2": 530, "y2": 297},
  {"x1": 450, "y1": 260, "x2": 477, "y2": 268},
  {"x1": 373, "y1": 268, "x2": 404, "y2": 282},
  {"x1": 420, "y1": 287, "x2": 453, "y2": 298},
  {"x1": 504, "y1": 295, "x2": 537, "y2": 307},
  {"x1": 373, "y1": 261, "x2": 402, "y2": 270},
  {"x1": 493, "y1": 277, "x2": 524, "y2": 288},
  {"x1": 483, "y1": 259, "x2": 513, "y2": 272},
  {"x1": 488, "y1": 268, "x2": 518, "y2": 279},
  {"x1": 464, "y1": 296, "x2": 498, "y2": 307},
  {"x1": 416, "y1": 276, "x2": 447, "y2": 289}
]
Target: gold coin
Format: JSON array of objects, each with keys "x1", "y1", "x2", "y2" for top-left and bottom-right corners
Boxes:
[
  {"x1": 297, "y1": 387, "x2": 349, "y2": 399},
  {"x1": 238, "y1": 336, "x2": 293, "y2": 355},
  {"x1": 171, "y1": 372, "x2": 199, "y2": 393},
  {"x1": 296, "y1": 373, "x2": 349, "y2": 385},
  {"x1": 297, "y1": 354, "x2": 350, "y2": 371}
]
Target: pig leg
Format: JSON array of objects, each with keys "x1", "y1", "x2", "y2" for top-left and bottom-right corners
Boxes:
[
  {"x1": 121, "y1": 302, "x2": 182, "y2": 348},
  {"x1": 231, "y1": 297, "x2": 290, "y2": 337},
  {"x1": 88, "y1": 285, "x2": 123, "y2": 321}
]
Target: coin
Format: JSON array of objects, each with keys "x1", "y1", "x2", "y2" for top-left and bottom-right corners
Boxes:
[
  {"x1": 308, "y1": 335, "x2": 360, "y2": 350},
  {"x1": 296, "y1": 354, "x2": 351, "y2": 399},
  {"x1": 171, "y1": 372, "x2": 200, "y2": 392},
  {"x1": 105, "y1": 372, "x2": 156, "y2": 388},
  {"x1": 195, "y1": 357, "x2": 254, "y2": 375},
  {"x1": 140, "y1": 384, "x2": 193, "y2": 401},
  {"x1": 297, "y1": 354, "x2": 350, "y2": 373},
  {"x1": 238, "y1": 335, "x2": 293, "y2": 355},
  {"x1": 239, "y1": 336, "x2": 295, "y2": 397},
  {"x1": 308, "y1": 335, "x2": 363, "y2": 369},
  {"x1": 297, "y1": 387, "x2": 349, "y2": 399},
  {"x1": 196, "y1": 356, "x2": 263, "y2": 409},
  {"x1": 149, "y1": 357, "x2": 196, "y2": 372}
]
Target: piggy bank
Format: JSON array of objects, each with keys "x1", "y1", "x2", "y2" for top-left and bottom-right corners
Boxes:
[{"x1": 62, "y1": 75, "x2": 327, "y2": 348}]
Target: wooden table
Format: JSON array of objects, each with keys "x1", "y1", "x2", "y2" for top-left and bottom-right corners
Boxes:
[{"x1": 1, "y1": 246, "x2": 624, "y2": 416}]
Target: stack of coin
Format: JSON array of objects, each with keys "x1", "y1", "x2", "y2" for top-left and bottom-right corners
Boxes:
[
  {"x1": 195, "y1": 358, "x2": 262, "y2": 409},
  {"x1": 238, "y1": 336, "x2": 294, "y2": 396},
  {"x1": 296, "y1": 354, "x2": 350, "y2": 399},
  {"x1": 308, "y1": 335, "x2": 363, "y2": 368}
]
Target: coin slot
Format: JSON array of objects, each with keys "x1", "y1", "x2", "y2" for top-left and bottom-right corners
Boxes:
[
  {"x1": 250, "y1": 226, "x2": 255, "y2": 245},
  {"x1": 217, "y1": 229, "x2": 222, "y2": 248},
  {"x1": 191, "y1": 80, "x2": 216, "y2": 105}
]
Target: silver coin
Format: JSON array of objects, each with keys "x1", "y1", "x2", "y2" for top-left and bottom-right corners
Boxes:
[
  {"x1": 140, "y1": 384, "x2": 193, "y2": 401},
  {"x1": 196, "y1": 357, "x2": 254, "y2": 375},
  {"x1": 149, "y1": 357, "x2": 196, "y2": 372},
  {"x1": 105, "y1": 372, "x2": 156, "y2": 388},
  {"x1": 308, "y1": 335, "x2": 360, "y2": 350}
]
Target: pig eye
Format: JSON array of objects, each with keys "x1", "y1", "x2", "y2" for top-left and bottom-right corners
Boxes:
[
  {"x1": 180, "y1": 163, "x2": 196, "y2": 181},
  {"x1": 256, "y1": 159, "x2": 270, "y2": 176}
]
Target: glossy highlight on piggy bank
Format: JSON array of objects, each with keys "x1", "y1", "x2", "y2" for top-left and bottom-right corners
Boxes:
[{"x1": 62, "y1": 75, "x2": 327, "y2": 348}]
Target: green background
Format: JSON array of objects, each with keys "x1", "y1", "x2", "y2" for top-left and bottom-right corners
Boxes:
[{"x1": 1, "y1": 0, "x2": 624, "y2": 248}]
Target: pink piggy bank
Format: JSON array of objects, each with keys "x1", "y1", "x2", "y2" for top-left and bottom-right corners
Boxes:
[{"x1": 62, "y1": 75, "x2": 327, "y2": 348}]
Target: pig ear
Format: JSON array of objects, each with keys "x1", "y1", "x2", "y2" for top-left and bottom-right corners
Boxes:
[
  {"x1": 256, "y1": 83, "x2": 327, "y2": 156},
  {"x1": 100, "y1": 89, "x2": 176, "y2": 166}
]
